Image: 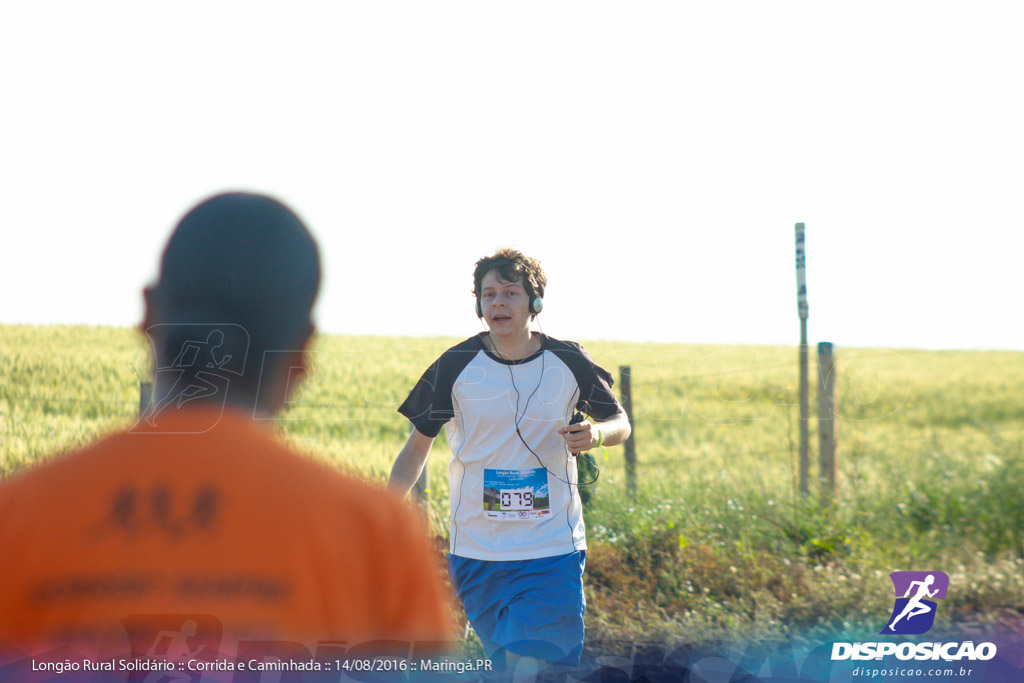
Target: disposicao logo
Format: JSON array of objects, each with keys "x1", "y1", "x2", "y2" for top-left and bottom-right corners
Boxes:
[
  {"x1": 881, "y1": 570, "x2": 949, "y2": 635},
  {"x1": 831, "y1": 570, "x2": 997, "y2": 663}
]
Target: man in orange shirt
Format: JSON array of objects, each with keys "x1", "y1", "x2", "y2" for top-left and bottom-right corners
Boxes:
[{"x1": 0, "y1": 193, "x2": 453, "y2": 666}]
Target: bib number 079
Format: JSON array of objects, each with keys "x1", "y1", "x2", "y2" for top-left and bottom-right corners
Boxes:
[{"x1": 500, "y1": 490, "x2": 533, "y2": 510}]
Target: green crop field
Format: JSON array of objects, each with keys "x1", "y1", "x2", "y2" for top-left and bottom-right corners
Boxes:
[{"x1": 2, "y1": 324, "x2": 1024, "y2": 657}]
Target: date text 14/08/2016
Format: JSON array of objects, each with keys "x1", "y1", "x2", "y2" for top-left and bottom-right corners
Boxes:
[
  {"x1": 32, "y1": 658, "x2": 494, "y2": 676},
  {"x1": 340, "y1": 658, "x2": 493, "y2": 674}
]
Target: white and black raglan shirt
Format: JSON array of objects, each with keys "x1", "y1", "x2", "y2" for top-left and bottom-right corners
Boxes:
[{"x1": 399, "y1": 332, "x2": 621, "y2": 561}]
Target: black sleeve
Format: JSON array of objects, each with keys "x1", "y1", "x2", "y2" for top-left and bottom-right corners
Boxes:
[
  {"x1": 548, "y1": 340, "x2": 621, "y2": 422},
  {"x1": 397, "y1": 338, "x2": 480, "y2": 438}
]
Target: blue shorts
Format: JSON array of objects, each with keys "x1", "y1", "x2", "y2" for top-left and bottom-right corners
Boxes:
[{"x1": 447, "y1": 551, "x2": 587, "y2": 668}]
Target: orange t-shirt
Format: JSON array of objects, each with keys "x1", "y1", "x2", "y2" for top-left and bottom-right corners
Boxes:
[{"x1": 0, "y1": 406, "x2": 453, "y2": 661}]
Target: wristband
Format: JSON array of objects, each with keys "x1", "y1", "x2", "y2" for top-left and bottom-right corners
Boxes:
[{"x1": 596, "y1": 429, "x2": 609, "y2": 459}]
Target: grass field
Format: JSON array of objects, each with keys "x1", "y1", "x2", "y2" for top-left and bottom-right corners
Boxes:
[{"x1": 2, "y1": 324, "x2": 1023, "y2": 655}]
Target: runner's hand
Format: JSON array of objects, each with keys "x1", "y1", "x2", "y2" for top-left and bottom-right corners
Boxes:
[{"x1": 558, "y1": 421, "x2": 596, "y2": 455}]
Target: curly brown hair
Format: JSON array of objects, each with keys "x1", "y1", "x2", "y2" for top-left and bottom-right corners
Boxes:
[{"x1": 473, "y1": 248, "x2": 547, "y2": 311}]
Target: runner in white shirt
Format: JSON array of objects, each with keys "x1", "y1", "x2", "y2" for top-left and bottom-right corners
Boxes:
[{"x1": 389, "y1": 248, "x2": 631, "y2": 680}]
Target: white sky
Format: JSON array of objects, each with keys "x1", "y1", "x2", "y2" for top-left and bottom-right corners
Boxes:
[{"x1": 2, "y1": 2, "x2": 1021, "y2": 351}]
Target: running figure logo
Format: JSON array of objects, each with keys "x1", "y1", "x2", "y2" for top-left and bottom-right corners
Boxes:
[
  {"x1": 881, "y1": 571, "x2": 949, "y2": 635},
  {"x1": 147, "y1": 329, "x2": 233, "y2": 422},
  {"x1": 135, "y1": 323, "x2": 248, "y2": 433}
]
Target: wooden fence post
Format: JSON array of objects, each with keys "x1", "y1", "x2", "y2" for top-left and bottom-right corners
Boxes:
[
  {"x1": 619, "y1": 366, "x2": 637, "y2": 500},
  {"x1": 799, "y1": 336, "x2": 810, "y2": 496},
  {"x1": 817, "y1": 342, "x2": 837, "y2": 501}
]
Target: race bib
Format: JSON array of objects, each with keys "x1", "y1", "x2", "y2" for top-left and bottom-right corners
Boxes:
[{"x1": 483, "y1": 467, "x2": 551, "y2": 520}]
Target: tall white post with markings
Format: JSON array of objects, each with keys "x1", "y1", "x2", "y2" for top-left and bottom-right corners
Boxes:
[{"x1": 795, "y1": 223, "x2": 810, "y2": 496}]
